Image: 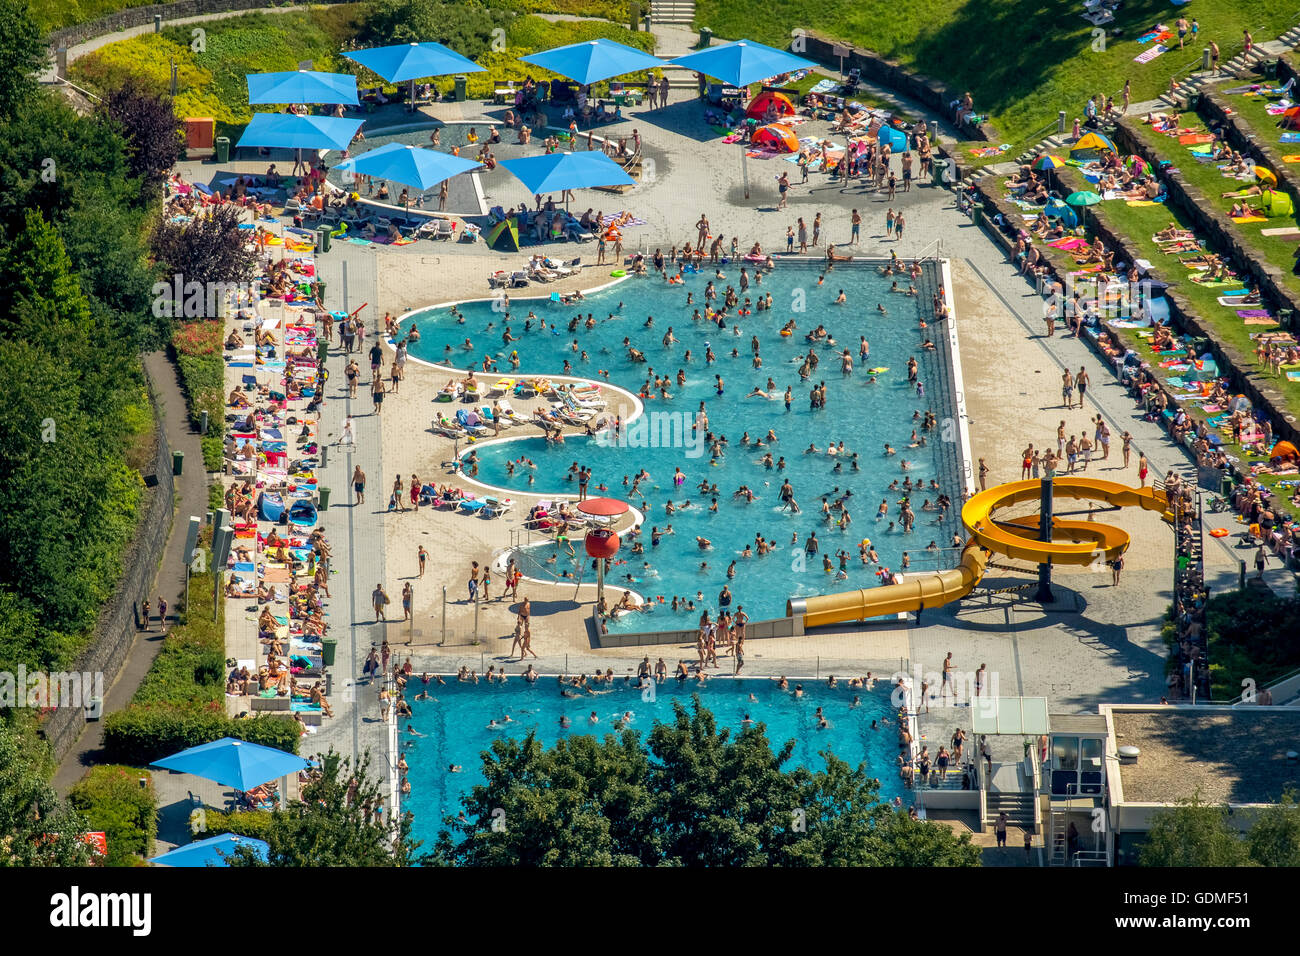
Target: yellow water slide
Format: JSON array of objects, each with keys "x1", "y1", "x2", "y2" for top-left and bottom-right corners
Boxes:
[{"x1": 786, "y1": 478, "x2": 1169, "y2": 628}]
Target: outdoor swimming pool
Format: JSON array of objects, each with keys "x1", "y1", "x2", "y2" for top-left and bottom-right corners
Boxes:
[
  {"x1": 399, "y1": 260, "x2": 966, "y2": 628},
  {"x1": 402, "y1": 675, "x2": 911, "y2": 847}
]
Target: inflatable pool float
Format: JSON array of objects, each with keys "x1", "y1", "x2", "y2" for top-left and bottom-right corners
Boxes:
[
  {"x1": 610, "y1": 270, "x2": 626, "y2": 277},
  {"x1": 1209, "y1": 527, "x2": 1230, "y2": 537},
  {"x1": 868, "y1": 367, "x2": 890, "y2": 374},
  {"x1": 779, "y1": 329, "x2": 792, "y2": 336}
]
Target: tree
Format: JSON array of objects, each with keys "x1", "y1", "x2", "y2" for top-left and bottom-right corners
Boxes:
[
  {"x1": 1139, "y1": 793, "x2": 1253, "y2": 867},
  {"x1": 227, "y1": 750, "x2": 419, "y2": 866},
  {"x1": 363, "y1": 0, "x2": 513, "y2": 55},
  {"x1": 0, "y1": 0, "x2": 47, "y2": 121},
  {"x1": 1246, "y1": 790, "x2": 1300, "y2": 867},
  {"x1": 0, "y1": 723, "x2": 97, "y2": 866},
  {"x1": 433, "y1": 697, "x2": 981, "y2": 867},
  {"x1": 97, "y1": 80, "x2": 184, "y2": 200},
  {"x1": 150, "y1": 204, "x2": 257, "y2": 310}
]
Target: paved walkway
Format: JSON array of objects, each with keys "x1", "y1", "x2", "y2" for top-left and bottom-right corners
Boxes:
[{"x1": 54, "y1": 351, "x2": 210, "y2": 793}]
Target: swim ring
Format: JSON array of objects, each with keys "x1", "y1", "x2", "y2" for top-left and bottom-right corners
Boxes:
[{"x1": 611, "y1": 270, "x2": 626, "y2": 277}]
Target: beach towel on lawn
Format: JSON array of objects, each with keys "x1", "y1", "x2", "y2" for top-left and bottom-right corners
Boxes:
[
  {"x1": 1288, "y1": 370, "x2": 1300, "y2": 380},
  {"x1": 1233, "y1": 216, "x2": 1269, "y2": 223},
  {"x1": 1283, "y1": 155, "x2": 1300, "y2": 163},
  {"x1": 1281, "y1": 133, "x2": 1300, "y2": 143},
  {"x1": 1134, "y1": 45, "x2": 1168, "y2": 64},
  {"x1": 1178, "y1": 133, "x2": 1214, "y2": 144}
]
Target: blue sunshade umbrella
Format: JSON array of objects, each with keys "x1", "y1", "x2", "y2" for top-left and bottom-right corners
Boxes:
[
  {"x1": 149, "y1": 834, "x2": 269, "y2": 867},
  {"x1": 247, "y1": 70, "x2": 359, "y2": 106},
  {"x1": 500, "y1": 151, "x2": 635, "y2": 205},
  {"x1": 669, "y1": 39, "x2": 816, "y2": 87},
  {"x1": 518, "y1": 38, "x2": 663, "y2": 85},
  {"x1": 236, "y1": 113, "x2": 364, "y2": 151},
  {"x1": 334, "y1": 142, "x2": 481, "y2": 191},
  {"x1": 343, "y1": 42, "x2": 485, "y2": 82},
  {"x1": 151, "y1": 736, "x2": 310, "y2": 791}
]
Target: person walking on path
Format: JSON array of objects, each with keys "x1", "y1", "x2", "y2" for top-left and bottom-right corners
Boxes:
[
  {"x1": 401, "y1": 582, "x2": 413, "y2": 621},
  {"x1": 894, "y1": 213, "x2": 905, "y2": 241},
  {"x1": 418, "y1": 545, "x2": 427, "y2": 578},
  {"x1": 778, "y1": 172, "x2": 790, "y2": 209},
  {"x1": 352, "y1": 465, "x2": 366, "y2": 506},
  {"x1": 995, "y1": 811, "x2": 1009, "y2": 849},
  {"x1": 373, "y1": 584, "x2": 390, "y2": 622},
  {"x1": 362, "y1": 646, "x2": 379, "y2": 682},
  {"x1": 468, "y1": 561, "x2": 481, "y2": 602},
  {"x1": 1076, "y1": 366, "x2": 1089, "y2": 409},
  {"x1": 978, "y1": 457, "x2": 989, "y2": 491},
  {"x1": 340, "y1": 417, "x2": 356, "y2": 449},
  {"x1": 1256, "y1": 544, "x2": 1268, "y2": 578},
  {"x1": 157, "y1": 596, "x2": 168, "y2": 627},
  {"x1": 797, "y1": 217, "x2": 808, "y2": 252},
  {"x1": 850, "y1": 208, "x2": 861, "y2": 244},
  {"x1": 1061, "y1": 368, "x2": 1074, "y2": 408},
  {"x1": 1111, "y1": 553, "x2": 1124, "y2": 586},
  {"x1": 941, "y1": 651, "x2": 956, "y2": 700},
  {"x1": 1138, "y1": 452, "x2": 1149, "y2": 487}
]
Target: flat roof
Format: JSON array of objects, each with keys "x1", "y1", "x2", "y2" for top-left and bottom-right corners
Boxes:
[
  {"x1": 1112, "y1": 709, "x2": 1300, "y2": 805},
  {"x1": 1051, "y1": 714, "x2": 1108, "y2": 735}
]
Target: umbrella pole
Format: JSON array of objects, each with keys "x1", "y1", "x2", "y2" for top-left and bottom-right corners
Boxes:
[{"x1": 741, "y1": 142, "x2": 750, "y2": 200}]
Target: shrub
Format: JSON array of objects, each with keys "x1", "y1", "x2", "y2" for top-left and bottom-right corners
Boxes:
[
  {"x1": 191, "y1": 807, "x2": 274, "y2": 841},
  {"x1": 131, "y1": 565, "x2": 224, "y2": 707},
  {"x1": 102, "y1": 705, "x2": 301, "y2": 766},
  {"x1": 1205, "y1": 589, "x2": 1300, "y2": 699},
  {"x1": 67, "y1": 766, "x2": 157, "y2": 867}
]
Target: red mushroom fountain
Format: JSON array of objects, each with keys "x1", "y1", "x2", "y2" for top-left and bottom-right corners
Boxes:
[{"x1": 577, "y1": 497, "x2": 631, "y2": 609}]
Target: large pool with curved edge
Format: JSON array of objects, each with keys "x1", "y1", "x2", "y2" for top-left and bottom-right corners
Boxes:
[{"x1": 398, "y1": 259, "x2": 965, "y2": 629}]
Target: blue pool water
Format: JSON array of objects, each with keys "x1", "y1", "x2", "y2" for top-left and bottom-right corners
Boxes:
[
  {"x1": 403, "y1": 675, "x2": 911, "y2": 847},
  {"x1": 400, "y1": 261, "x2": 964, "y2": 627}
]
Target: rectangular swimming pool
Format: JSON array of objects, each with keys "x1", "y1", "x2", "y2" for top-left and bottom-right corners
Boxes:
[{"x1": 401, "y1": 673, "x2": 913, "y2": 848}]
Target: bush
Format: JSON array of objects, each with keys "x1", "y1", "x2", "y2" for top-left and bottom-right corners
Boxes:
[
  {"x1": 171, "y1": 319, "x2": 224, "y2": 462},
  {"x1": 191, "y1": 807, "x2": 274, "y2": 841},
  {"x1": 1205, "y1": 589, "x2": 1300, "y2": 699},
  {"x1": 102, "y1": 705, "x2": 302, "y2": 766},
  {"x1": 67, "y1": 766, "x2": 157, "y2": 867},
  {"x1": 131, "y1": 565, "x2": 224, "y2": 707}
]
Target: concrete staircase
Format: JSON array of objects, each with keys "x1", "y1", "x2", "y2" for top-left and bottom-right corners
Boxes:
[
  {"x1": 650, "y1": 0, "x2": 695, "y2": 26},
  {"x1": 986, "y1": 790, "x2": 1035, "y2": 829}
]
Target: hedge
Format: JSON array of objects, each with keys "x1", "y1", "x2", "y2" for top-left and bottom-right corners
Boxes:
[
  {"x1": 67, "y1": 765, "x2": 158, "y2": 867},
  {"x1": 102, "y1": 704, "x2": 301, "y2": 765},
  {"x1": 171, "y1": 319, "x2": 224, "y2": 471},
  {"x1": 190, "y1": 807, "x2": 274, "y2": 840},
  {"x1": 132, "y1": 564, "x2": 226, "y2": 707}
]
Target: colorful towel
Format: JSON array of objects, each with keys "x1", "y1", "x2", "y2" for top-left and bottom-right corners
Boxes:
[
  {"x1": 1283, "y1": 155, "x2": 1300, "y2": 163},
  {"x1": 1238, "y1": 309, "x2": 1274, "y2": 318},
  {"x1": 1178, "y1": 133, "x2": 1214, "y2": 144},
  {"x1": 1232, "y1": 216, "x2": 1268, "y2": 223},
  {"x1": 1281, "y1": 133, "x2": 1300, "y2": 143},
  {"x1": 1287, "y1": 370, "x2": 1300, "y2": 381},
  {"x1": 1134, "y1": 44, "x2": 1169, "y2": 64}
]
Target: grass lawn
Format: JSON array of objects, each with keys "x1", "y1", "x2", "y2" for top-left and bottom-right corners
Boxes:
[
  {"x1": 1079, "y1": 182, "x2": 1300, "y2": 517},
  {"x1": 1128, "y1": 120, "x2": 1300, "y2": 301},
  {"x1": 695, "y1": 0, "x2": 1298, "y2": 144},
  {"x1": 1002, "y1": 168, "x2": 1300, "y2": 519}
]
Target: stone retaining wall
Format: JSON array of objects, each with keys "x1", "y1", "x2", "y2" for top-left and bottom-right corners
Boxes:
[
  {"x1": 797, "y1": 29, "x2": 1000, "y2": 144},
  {"x1": 39, "y1": 369, "x2": 176, "y2": 762},
  {"x1": 971, "y1": 173, "x2": 1300, "y2": 454}
]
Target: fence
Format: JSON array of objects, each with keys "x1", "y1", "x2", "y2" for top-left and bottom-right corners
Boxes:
[{"x1": 40, "y1": 364, "x2": 176, "y2": 761}]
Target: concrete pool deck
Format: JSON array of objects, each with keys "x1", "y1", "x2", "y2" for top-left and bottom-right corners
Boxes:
[{"x1": 211, "y1": 83, "x2": 1258, "y2": 771}]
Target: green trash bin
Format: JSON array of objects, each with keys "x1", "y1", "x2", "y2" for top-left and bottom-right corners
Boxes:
[
  {"x1": 215, "y1": 136, "x2": 230, "y2": 164},
  {"x1": 172, "y1": 450, "x2": 183, "y2": 475},
  {"x1": 1220, "y1": 474, "x2": 1234, "y2": 497},
  {"x1": 316, "y1": 280, "x2": 326, "y2": 305},
  {"x1": 454, "y1": 74, "x2": 467, "y2": 101},
  {"x1": 316, "y1": 224, "x2": 331, "y2": 253},
  {"x1": 321, "y1": 638, "x2": 337, "y2": 667},
  {"x1": 319, "y1": 487, "x2": 331, "y2": 511},
  {"x1": 699, "y1": 27, "x2": 713, "y2": 47},
  {"x1": 971, "y1": 203, "x2": 985, "y2": 228},
  {"x1": 931, "y1": 158, "x2": 949, "y2": 188}
]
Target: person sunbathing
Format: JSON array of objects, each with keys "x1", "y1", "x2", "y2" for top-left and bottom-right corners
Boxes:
[{"x1": 1156, "y1": 223, "x2": 1196, "y2": 240}]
